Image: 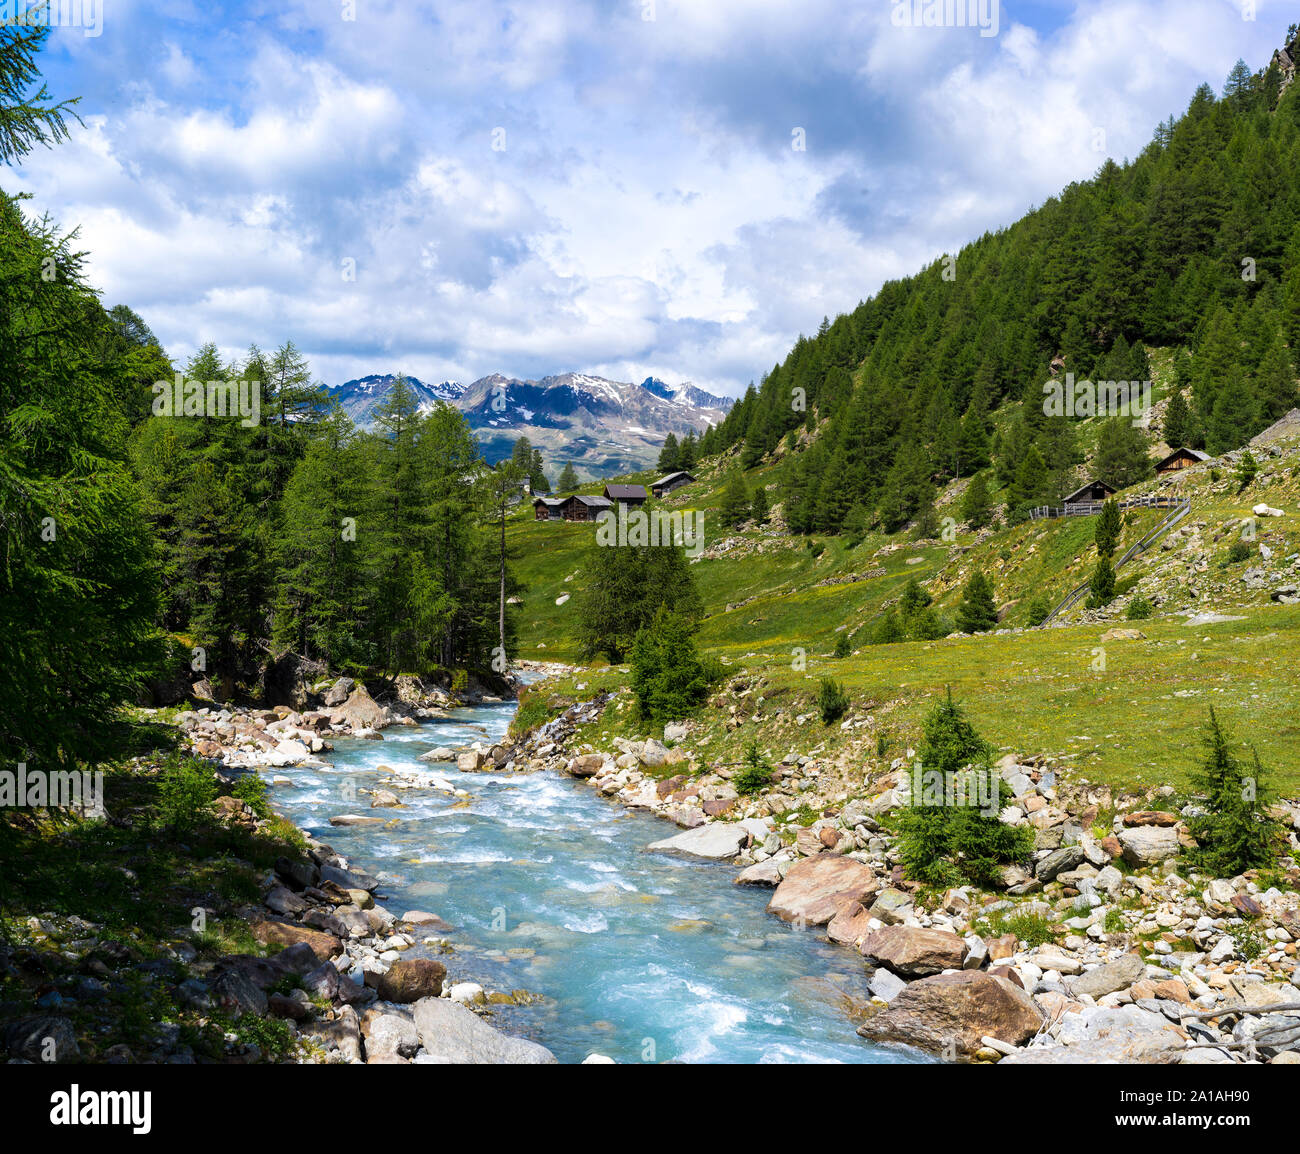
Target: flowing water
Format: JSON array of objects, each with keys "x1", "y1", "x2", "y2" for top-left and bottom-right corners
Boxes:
[{"x1": 266, "y1": 696, "x2": 928, "y2": 1065}]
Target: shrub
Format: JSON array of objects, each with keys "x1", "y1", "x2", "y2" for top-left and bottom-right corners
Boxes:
[
  {"x1": 1125, "y1": 595, "x2": 1153, "y2": 620},
  {"x1": 156, "y1": 753, "x2": 218, "y2": 834},
  {"x1": 816, "y1": 676, "x2": 849, "y2": 725},
  {"x1": 1024, "y1": 594, "x2": 1051, "y2": 627},
  {"x1": 629, "y1": 607, "x2": 711, "y2": 724},
  {"x1": 1184, "y1": 709, "x2": 1282, "y2": 877},
  {"x1": 230, "y1": 773, "x2": 272, "y2": 820},
  {"x1": 895, "y1": 689, "x2": 1033, "y2": 887},
  {"x1": 734, "y1": 742, "x2": 774, "y2": 795},
  {"x1": 1224, "y1": 540, "x2": 1253, "y2": 565},
  {"x1": 833, "y1": 631, "x2": 852, "y2": 658},
  {"x1": 1235, "y1": 450, "x2": 1258, "y2": 490}
]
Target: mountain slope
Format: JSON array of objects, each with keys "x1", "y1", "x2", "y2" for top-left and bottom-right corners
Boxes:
[{"x1": 328, "y1": 370, "x2": 732, "y2": 477}]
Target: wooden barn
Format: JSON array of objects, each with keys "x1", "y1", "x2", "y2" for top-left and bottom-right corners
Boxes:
[
  {"x1": 651, "y1": 470, "x2": 695, "y2": 498},
  {"x1": 1062, "y1": 479, "x2": 1118, "y2": 509},
  {"x1": 532, "y1": 497, "x2": 566, "y2": 521},
  {"x1": 1154, "y1": 447, "x2": 1211, "y2": 475},
  {"x1": 558, "y1": 494, "x2": 613, "y2": 522},
  {"x1": 603, "y1": 483, "x2": 647, "y2": 507}
]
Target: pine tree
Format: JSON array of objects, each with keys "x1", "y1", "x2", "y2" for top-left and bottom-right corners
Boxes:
[
  {"x1": 750, "y1": 485, "x2": 769, "y2": 525},
  {"x1": 956, "y1": 572, "x2": 998, "y2": 633},
  {"x1": 1094, "y1": 498, "x2": 1121, "y2": 558},
  {"x1": 1093, "y1": 417, "x2": 1153, "y2": 489},
  {"x1": 657, "y1": 432, "x2": 680, "y2": 472},
  {"x1": 578, "y1": 541, "x2": 702, "y2": 663},
  {"x1": 1163, "y1": 387, "x2": 1191, "y2": 447},
  {"x1": 719, "y1": 470, "x2": 751, "y2": 528},
  {"x1": 629, "y1": 607, "x2": 711, "y2": 723},
  {"x1": 0, "y1": 22, "x2": 82, "y2": 163},
  {"x1": 1086, "y1": 556, "x2": 1116, "y2": 608},
  {"x1": 557, "y1": 461, "x2": 579, "y2": 493},
  {"x1": 961, "y1": 471, "x2": 992, "y2": 529},
  {"x1": 1185, "y1": 709, "x2": 1282, "y2": 876}
]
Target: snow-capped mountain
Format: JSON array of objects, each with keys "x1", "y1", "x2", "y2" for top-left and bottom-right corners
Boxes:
[
  {"x1": 328, "y1": 370, "x2": 732, "y2": 476},
  {"x1": 327, "y1": 374, "x2": 465, "y2": 426}
]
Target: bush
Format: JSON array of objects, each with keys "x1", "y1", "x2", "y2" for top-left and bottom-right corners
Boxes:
[
  {"x1": 1224, "y1": 540, "x2": 1253, "y2": 565},
  {"x1": 230, "y1": 773, "x2": 272, "y2": 820},
  {"x1": 895, "y1": 689, "x2": 1033, "y2": 887},
  {"x1": 629, "y1": 607, "x2": 711, "y2": 723},
  {"x1": 816, "y1": 675, "x2": 849, "y2": 724},
  {"x1": 1184, "y1": 709, "x2": 1283, "y2": 877},
  {"x1": 156, "y1": 753, "x2": 218, "y2": 833},
  {"x1": 833, "y1": 631, "x2": 852, "y2": 658},
  {"x1": 1125, "y1": 595, "x2": 1153, "y2": 620},
  {"x1": 734, "y1": 742, "x2": 774, "y2": 795},
  {"x1": 1024, "y1": 594, "x2": 1051, "y2": 627}
]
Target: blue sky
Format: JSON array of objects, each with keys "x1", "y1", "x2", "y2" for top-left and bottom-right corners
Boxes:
[{"x1": 12, "y1": 0, "x2": 1293, "y2": 395}]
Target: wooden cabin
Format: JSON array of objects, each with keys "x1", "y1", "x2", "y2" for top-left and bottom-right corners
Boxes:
[
  {"x1": 532, "y1": 497, "x2": 566, "y2": 521},
  {"x1": 1062, "y1": 479, "x2": 1118, "y2": 508},
  {"x1": 558, "y1": 494, "x2": 613, "y2": 522},
  {"x1": 603, "y1": 483, "x2": 647, "y2": 507},
  {"x1": 1154, "y1": 447, "x2": 1211, "y2": 475},
  {"x1": 651, "y1": 470, "x2": 695, "y2": 498}
]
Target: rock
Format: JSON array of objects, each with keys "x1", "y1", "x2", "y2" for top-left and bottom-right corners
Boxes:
[
  {"x1": 401, "y1": 910, "x2": 453, "y2": 930},
  {"x1": 1117, "y1": 825, "x2": 1180, "y2": 865},
  {"x1": 1252, "y1": 503, "x2": 1283, "y2": 517},
  {"x1": 275, "y1": 855, "x2": 319, "y2": 891},
  {"x1": 867, "y1": 968, "x2": 909, "y2": 1003},
  {"x1": 369, "y1": 959, "x2": 446, "y2": 1003},
  {"x1": 1121, "y1": 810, "x2": 1178, "y2": 827},
  {"x1": 566, "y1": 754, "x2": 604, "y2": 778},
  {"x1": 663, "y1": 722, "x2": 690, "y2": 743},
  {"x1": 212, "y1": 969, "x2": 269, "y2": 1017},
  {"x1": 457, "y1": 750, "x2": 486, "y2": 772},
  {"x1": 250, "y1": 918, "x2": 342, "y2": 962},
  {"x1": 369, "y1": 789, "x2": 402, "y2": 808},
  {"x1": 1099, "y1": 628, "x2": 1146, "y2": 642},
  {"x1": 1033, "y1": 950, "x2": 1083, "y2": 976},
  {"x1": 1036, "y1": 845, "x2": 1085, "y2": 881},
  {"x1": 323, "y1": 677, "x2": 355, "y2": 707},
  {"x1": 1071, "y1": 953, "x2": 1146, "y2": 999},
  {"x1": 3, "y1": 1015, "x2": 80, "y2": 1062},
  {"x1": 857, "y1": 971, "x2": 1042, "y2": 1056},
  {"x1": 412, "y1": 997, "x2": 556, "y2": 1063},
  {"x1": 418, "y1": 746, "x2": 457, "y2": 763},
  {"x1": 648, "y1": 823, "x2": 750, "y2": 860},
  {"x1": 330, "y1": 684, "x2": 387, "y2": 730},
  {"x1": 638, "y1": 739, "x2": 670, "y2": 768},
  {"x1": 263, "y1": 885, "x2": 308, "y2": 915},
  {"x1": 1003, "y1": 1005, "x2": 1186, "y2": 1063},
  {"x1": 867, "y1": 887, "x2": 913, "y2": 924},
  {"x1": 268, "y1": 992, "x2": 313, "y2": 1021},
  {"x1": 319, "y1": 864, "x2": 381, "y2": 892},
  {"x1": 448, "y1": 981, "x2": 486, "y2": 1005},
  {"x1": 733, "y1": 860, "x2": 784, "y2": 887},
  {"x1": 362, "y1": 1009, "x2": 419, "y2": 1062},
  {"x1": 826, "y1": 901, "x2": 874, "y2": 947},
  {"x1": 329, "y1": 813, "x2": 384, "y2": 827},
  {"x1": 859, "y1": 925, "x2": 966, "y2": 977},
  {"x1": 766, "y1": 855, "x2": 878, "y2": 926}
]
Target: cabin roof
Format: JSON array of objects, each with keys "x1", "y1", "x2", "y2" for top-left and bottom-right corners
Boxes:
[
  {"x1": 1154, "y1": 447, "x2": 1211, "y2": 468},
  {"x1": 1061, "y1": 479, "x2": 1118, "y2": 503},
  {"x1": 651, "y1": 470, "x2": 695, "y2": 487},
  {"x1": 570, "y1": 494, "x2": 612, "y2": 507},
  {"x1": 603, "y1": 484, "x2": 647, "y2": 499}
]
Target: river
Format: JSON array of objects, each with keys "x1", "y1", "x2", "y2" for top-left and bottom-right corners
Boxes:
[{"x1": 265, "y1": 694, "x2": 929, "y2": 1064}]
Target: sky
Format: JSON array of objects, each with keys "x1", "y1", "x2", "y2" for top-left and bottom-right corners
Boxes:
[{"x1": 10, "y1": 0, "x2": 1294, "y2": 397}]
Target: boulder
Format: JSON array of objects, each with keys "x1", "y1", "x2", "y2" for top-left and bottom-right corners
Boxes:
[
  {"x1": 319, "y1": 864, "x2": 381, "y2": 892},
  {"x1": 766, "y1": 855, "x2": 878, "y2": 926},
  {"x1": 212, "y1": 969, "x2": 269, "y2": 1018},
  {"x1": 857, "y1": 971, "x2": 1042, "y2": 1056},
  {"x1": 369, "y1": 959, "x2": 447, "y2": 1003},
  {"x1": 362, "y1": 1008, "x2": 420, "y2": 1062},
  {"x1": 412, "y1": 997, "x2": 556, "y2": 1063},
  {"x1": 3, "y1": 1015, "x2": 79, "y2": 1062},
  {"x1": 323, "y1": 677, "x2": 355, "y2": 707},
  {"x1": 826, "y1": 901, "x2": 874, "y2": 947},
  {"x1": 859, "y1": 925, "x2": 966, "y2": 977},
  {"x1": 250, "y1": 918, "x2": 342, "y2": 962},
  {"x1": 1071, "y1": 953, "x2": 1146, "y2": 999},
  {"x1": 648, "y1": 823, "x2": 750, "y2": 860},
  {"x1": 733, "y1": 860, "x2": 784, "y2": 887},
  {"x1": 1117, "y1": 825, "x2": 1181, "y2": 866},
  {"x1": 330, "y1": 684, "x2": 387, "y2": 730},
  {"x1": 1036, "y1": 845, "x2": 1085, "y2": 881},
  {"x1": 566, "y1": 754, "x2": 604, "y2": 778},
  {"x1": 1003, "y1": 1004, "x2": 1186, "y2": 1063},
  {"x1": 638, "y1": 739, "x2": 670, "y2": 768}
]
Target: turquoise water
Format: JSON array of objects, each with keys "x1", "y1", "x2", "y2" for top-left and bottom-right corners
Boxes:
[{"x1": 266, "y1": 698, "x2": 926, "y2": 1064}]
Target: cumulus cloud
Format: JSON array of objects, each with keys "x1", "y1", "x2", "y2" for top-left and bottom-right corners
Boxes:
[{"x1": 7, "y1": 0, "x2": 1289, "y2": 395}]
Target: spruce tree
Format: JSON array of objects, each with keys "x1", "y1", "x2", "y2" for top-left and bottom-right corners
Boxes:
[
  {"x1": 1163, "y1": 387, "x2": 1191, "y2": 447},
  {"x1": 0, "y1": 22, "x2": 82, "y2": 163},
  {"x1": 657, "y1": 433, "x2": 680, "y2": 472},
  {"x1": 750, "y1": 485, "x2": 769, "y2": 525},
  {"x1": 557, "y1": 461, "x2": 579, "y2": 493},
  {"x1": 1094, "y1": 498, "x2": 1121, "y2": 558},
  {"x1": 956, "y1": 572, "x2": 998, "y2": 633},
  {"x1": 719, "y1": 470, "x2": 751, "y2": 528}
]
